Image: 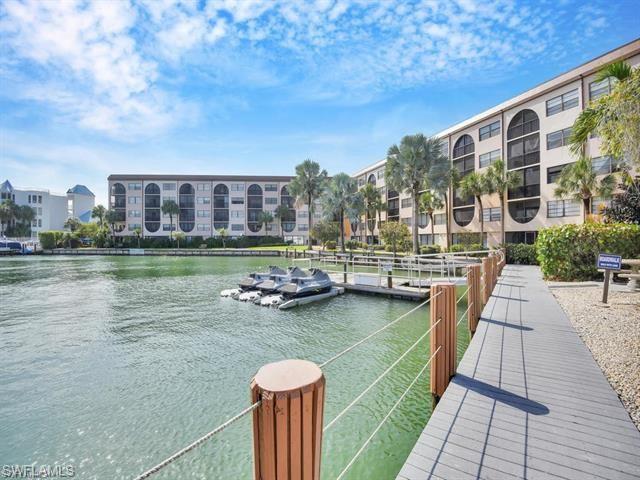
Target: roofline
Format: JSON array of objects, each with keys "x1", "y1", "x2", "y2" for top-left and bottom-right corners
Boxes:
[
  {"x1": 352, "y1": 159, "x2": 386, "y2": 177},
  {"x1": 108, "y1": 174, "x2": 296, "y2": 182}
]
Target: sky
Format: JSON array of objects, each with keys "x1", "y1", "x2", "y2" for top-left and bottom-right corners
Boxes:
[{"x1": 1, "y1": 0, "x2": 639, "y2": 206}]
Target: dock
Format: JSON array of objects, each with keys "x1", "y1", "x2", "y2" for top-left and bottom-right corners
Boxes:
[{"x1": 398, "y1": 264, "x2": 640, "y2": 480}]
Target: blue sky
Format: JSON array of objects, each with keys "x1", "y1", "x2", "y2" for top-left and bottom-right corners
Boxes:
[{"x1": 1, "y1": 0, "x2": 639, "y2": 206}]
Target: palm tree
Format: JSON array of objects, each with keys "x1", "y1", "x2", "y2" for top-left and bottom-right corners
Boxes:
[
  {"x1": 64, "y1": 217, "x2": 81, "y2": 232},
  {"x1": 91, "y1": 205, "x2": 106, "y2": 228},
  {"x1": 174, "y1": 232, "x2": 185, "y2": 248},
  {"x1": 320, "y1": 173, "x2": 361, "y2": 252},
  {"x1": 371, "y1": 195, "x2": 386, "y2": 237},
  {"x1": 217, "y1": 228, "x2": 228, "y2": 248},
  {"x1": 419, "y1": 191, "x2": 444, "y2": 244},
  {"x1": 133, "y1": 227, "x2": 142, "y2": 248},
  {"x1": 458, "y1": 172, "x2": 492, "y2": 245},
  {"x1": 273, "y1": 204, "x2": 291, "y2": 238},
  {"x1": 17, "y1": 205, "x2": 35, "y2": 236},
  {"x1": 486, "y1": 158, "x2": 519, "y2": 244},
  {"x1": 554, "y1": 156, "x2": 617, "y2": 222},
  {"x1": 104, "y1": 209, "x2": 119, "y2": 246},
  {"x1": 161, "y1": 199, "x2": 180, "y2": 241},
  {"x1": 360, "y1": 183, "x2": 380, "y2": 244},
  {"x1": 0, "y1": 200, "x2": 17, "y2": 236},
  {"x1": 385, "y1": 134, "x2": 449, "y2": 254},
  {"x1": 257, "y1": 211, "x2": 274, "y2": 233},
  {"x1": 288, "y1": 159, "x2": 328, "y2": 250}
]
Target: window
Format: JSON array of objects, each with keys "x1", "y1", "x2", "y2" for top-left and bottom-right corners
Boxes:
[
  {"x1": 128, "y1": 196, "x2": 141, "y2": 204},
  {"x1": 482, "y1": 208, "x2": 501, "y2": 222},
  {"x1": 231, "y1": 211, "x2": 244, "y2": 218},
  {"x1": 265, "y1": 197, "x2": 277, "y2": 205},
  {"x1": 197, "y1": 183, "x2": 210, "y2": 191},
  {"x1": 128, "y1": 210, "x2": 141, "y2": 217},
  {"x1": 453, "y1": 207, "x2": 474, "y2": 227},
  {"x1": 419, "y1": 234, "x2": 442, "y2": 245},
  {"x1": 434, "y1": 213, "x2": 446, "y2": 225},
  {"x1": 547, "y1": 199, "x2": 580, "y2": 218},
  {"x1": 453, "y1": 134, "x2": 474, "y2": 158},
  {"x1": 38, "y1": 195, "x2": 42, "y2": 203},
  {"x1": 197, "y1": 210, "x2": 211, "y2": 218},
  {"x1": 592, "y1": 156, "x2": 621, "y2": 175},
  {"x1": 163, "y1": 224, "x2": 176, "y2": 231},
  {"x1": 38, "y1": 219, "x2": 42, "y2": 227},
  {"x1": 508, "y1": 198, "x2": 539, "y2": 223},
  {"x1": 358, "y1": 176, "x2": 365, "y2": 187},
  {"x1": 231, "y1": 224, "x2": 244, "y2": 231},
  {"x1": 479, "y1": 121, "x2": 500, "y2": 141},
  {"x1": 247, "y1": 184, "x2": 263, "y2": 232},
  {"x1": 418, "y1": 212, "x2": 429, "y2": 229},
  {"x1": 546, "y1": 163, "x2": 574, "y2": 184},
  {"x1": 163, "y1": 183, "x2": 176, "y2": 191},
  {"x1": 479, "y1": 150, "x2": 500, "y2": 168},
  {"x1": 589, "y1": 77, "x2": 617, "y2": 101},
  {"x1": 591, "y1": 197, "x2": 612, "y2": 214},
  {"x1": 179, "y1": 184, "x2": 195, "y2": 232},
  {"x1": 231, "y1": 184, "x2": 244, "y2": 191},
  {"x1": 401, "y1": 198, "x2": 412, "y2": 208},
  {"x1": 128, "y1": 183, "x2": 142, "y2": 190},
  {"x1": 507, "y1": 134, "x2": 539, "y2": 169},
  {"x1": 265, "y1": 183, "x2": 278, "y2": 192},
  {"x1": 163, "y1": 195, "x2": 176, "y2": 203},
  {"x1": 197, "y1": 197, "x2": 211, "y2": 205},
  {"x1": 508, "y1": 166, "x2": 540, "y2": 200},
  {"x1": 505, "y1": 231, "x2": 537, "y2": 244},
  {"x1": 128, "y1": 223, "x2": 141, "y2": 230},
  {"x1": 230, "y1": 197, "x2": 243, "y2": 205},
  {"x1": 546, "y1": 89, "x2": 579, "y2": 116},
  {"x1": 377, "y1": 169, "x2": 385, "y2": 179},
  {"x1": 546, "y1": 127, "x2": 572, "y2": 149},
  {"x1": 197, "y1": 224, "x2": 209, "y2": 231},
  {"x1": 298, "y1": 224, "x2": 308, "y2": 231},
  {"x1": 507, "y1": 109, "x2": 539, "y2": 140}
]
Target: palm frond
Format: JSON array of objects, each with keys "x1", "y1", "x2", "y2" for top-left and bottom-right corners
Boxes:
[{"x1": 595, "y1": 60, "x2": 632, "y2": 83}]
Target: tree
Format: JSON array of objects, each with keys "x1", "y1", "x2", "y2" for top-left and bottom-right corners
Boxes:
[
  {"x1": 486, "y1": 158, "x2": 519, "y2": 244},
  {"x1": 603, "y1": 177, "x2": 640, "y2": 224},
  {"x1": 371, "y1": 194, "x2": 386, "y2": 233},
  {"x1": 105, "y1": 209, "x2": 119, "y2": 239},
  {"x1": 273, "y1": 204, "x2": 291, "y2": 238},
  {"x1": 360, "y1": 183, "x2": 380, "y2": 244},
  {"x1": 554, "y1": 156, "x2": 617, "y2": 222},
  {"x1": 0, "y1": 200, "x2": 17, "y2": 236},
  {"x1": 64, "y1": 217, "x2": 81, "y2": 232},
  {"x1": 311, "y1": 220, "x2": 340, "y2": 250},
  {"x1": 16, "y1": 205, "x2": 35, "y2": 236},
  {"x1": 320, "y1": 173, "x2": 361, "y2": 252},
  {"x1": 133, "y1": 227, "x2": 142, "y2": 248},
  {"x1": 91, "y1": 205, "x2": 107, "y2": 228},
  {"x1": 419, "y1": 191, "x2": 444, "y2": 244},
  {"x1": 570, "y1": 61, "x2": 640, "y2": 167},
  {"x1": 379, "y1": 220, "x2": 411, "y2": 256},
  {"x1": 288, "y1": 159, "x2": 328, "y2": 250},
  {"x1": 174, "y1": 232, "x2": 186, "y2": 248},
  {"x1": 217, "y1": 228, "x2": 228, "y2": 248},
  {"x1": 385, "y1": 134, "x2": 448, "y2": 254},
  {"x1": 458, "y1": 171, "x2": 492, "y2": 246},
  {"x1": 256, "y1": 211, "x2": 274, "y2": 233},
  {"x1": 161, "y1": 199, "x2": 180, "y2": 241}
]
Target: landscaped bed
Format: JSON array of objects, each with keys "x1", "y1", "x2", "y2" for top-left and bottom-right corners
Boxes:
[{"x1": 550, "y1": 284, "x2": 640, "y2": 429}]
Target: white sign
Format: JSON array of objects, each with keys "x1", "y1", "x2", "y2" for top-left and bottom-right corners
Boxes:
[
  {"x1": 382, "y1": 263, "x2": 393, "y2": 272},
  {"x1": 129, "y1": 248, "x2": 145, "y2": 255}
]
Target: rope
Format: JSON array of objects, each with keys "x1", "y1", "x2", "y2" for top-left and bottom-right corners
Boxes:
[
  {"x1": 335, "y1": 346, "x2": 441, "y2": 480},
  {"x1": 324, "y1": 318, "x2": 442, "y2": 432},
  {"x1": 457, "y1": 302, "x2": 473, "y2": 326},
  {"x1": 319, "y1": 290, "x2": 442, "y2": 368},
  {"x1": 132, "y1": 401, "x2": 261, "y2": 480},
  {"x1": 455, "y1": 286, "x2": 470, "y2": 304}
]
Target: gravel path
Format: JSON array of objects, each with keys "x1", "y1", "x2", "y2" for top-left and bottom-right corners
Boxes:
[{"x1": 550, "y1": 285, "x2": 640, "y2": 429}]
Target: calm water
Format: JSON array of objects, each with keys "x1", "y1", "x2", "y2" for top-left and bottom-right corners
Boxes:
[{"x1": 0, "y1": 256, "x2": 469, "y2": 480}]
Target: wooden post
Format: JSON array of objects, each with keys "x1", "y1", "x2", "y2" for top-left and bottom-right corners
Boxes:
[
  {"x1": 343, "y1": 262, "x2": 347, "y2": 283},
  {"x1": 430, "y1": 283, "x2": 456, "y2": 402},
  {"x1": 482, "y1": 257, "x2": 491, "y2": 305},
  {"x1": 251, "y1": 359, "x2": 325, "y2": 480},
  {"x1": 387, "y1": 269, "x2": 393, "y2": 288},
  {"x1": 467, "y1": 265, "x2": 481, "y2": 334}
]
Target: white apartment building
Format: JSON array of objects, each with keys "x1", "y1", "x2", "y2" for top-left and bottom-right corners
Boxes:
[
  {"x1": 0, "y1": 180, "x2": 95, "y2": 237},
  {"x1": 352, "y1": 38, "x2": 640, "y2": 247}
]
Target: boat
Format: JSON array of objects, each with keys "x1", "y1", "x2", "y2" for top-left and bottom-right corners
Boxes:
[
  {"x1": 255, "y1": 266, "x2": 308, "y2": 295},
  {"x1": 278, "y1": 268, "x2": 333, "y2": 299},
  {"x1": 238, "y1": 266, "x2": 287, "y2": 290}
]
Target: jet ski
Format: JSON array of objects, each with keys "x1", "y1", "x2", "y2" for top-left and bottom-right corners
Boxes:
[
  {"x1": 256, "y1": 266, "x2": 308, "y2": 295},
  {"x1": 278, "y1": 268, "x2": 332, "y2": 299},
  {"x1": 238, "y1": 266, "x2": 287, "y2": 291}
]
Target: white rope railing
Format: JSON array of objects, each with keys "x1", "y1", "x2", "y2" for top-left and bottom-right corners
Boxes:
[
  {"x1": 132, "y1": 401, "x2": 261, "y2": 480},
  {"x1": 456, "y1": 286, "x2": 470, "y2": 304},
  {"x1": 319, "y1": 290, "x2": 442, "y2": 368},
  {"x1": 335, "y1": 345, "x2": 441, "y2": 480},
  {"x1": 457, "y1": 302, "x2": 473, "y2": 326},
  {"x1": 324, "y1": 317, "x2": 442, "y2": 432}
]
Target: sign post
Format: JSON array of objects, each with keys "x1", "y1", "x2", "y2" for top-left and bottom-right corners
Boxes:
[{"x1": 597, "y1": 253, "x2": 622, "y2": 304}]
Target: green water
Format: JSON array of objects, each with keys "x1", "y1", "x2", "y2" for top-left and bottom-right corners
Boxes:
[{"x1": 0, "y1": 256, "x2": 470, "y2": 480}]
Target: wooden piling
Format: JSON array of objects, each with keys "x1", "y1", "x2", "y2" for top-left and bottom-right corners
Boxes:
[
  {"x1": 251, "y1": 359, "x2": 325, "y2": 480},
  {"x1": 430, "y1": 283, "x2": 456, "y2": 401},
  {"x1": 482, "y1": 257, "x2": 491, "y2": 305},
  {"x1": 467, "y1": 265, "x2": 481, "y2": 334}
]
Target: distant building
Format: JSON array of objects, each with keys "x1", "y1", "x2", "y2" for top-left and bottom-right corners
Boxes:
[{"x1": 0, "y1": 180, "x2": 95, "y2": 237}]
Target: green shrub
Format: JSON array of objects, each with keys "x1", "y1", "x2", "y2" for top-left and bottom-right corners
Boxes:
[
  {"x1": 420, "y1": 245, "x2": 440, "y2": 254},
  {"x1": 39, "y1": 231, "x2": 62, "y2": 249},
  {"x1": 324, "y1": 240, "x2": 337, "y2": 250},
  {"x1": 505, "y1": 243, "x2": 538, "y2": 265},
  {"x1": 345, "y1": 239, "x2": 359, "y2": 251},
  {"x1": 536, "y1": 223, "x2": 640, "y2": 280},
  {"x1": 448, "y1": 244, "x2": 465, "y2": 252}
]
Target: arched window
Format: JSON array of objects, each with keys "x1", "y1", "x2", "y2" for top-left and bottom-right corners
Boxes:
[
  {"x1": 452, "y1": 135, "x2": 475, "y2": 224},
  {"x1": 110, "y1": 183, "x2": 126, "y2": 223},
  {"x1": 179, "y1": 183, "x2": 195, "y2": 232},
  {"x1": 213, "y1": 184, "x2": 229, "y2": 231},
  {"x1": 280, "y1": 186, "x2": 296, "y2": 232},
  {"x1": 452, "y1": 134, "x2": 474, "y2": 158},
  {"x1": 247, "y1": 184, "x2": 263, "y2": 233},
  {"x1": 453, "y1": 206, "x2": 474, "y2": 227},
  {"x1": 144, "y1": 183, "x2": 161, "y2": 232},
  {"x1": 367, "y1": 174, "x2": 376, "y2": 186},
  {"x1": 507, "y1": 109, "x2": 541, "y2": 223},
  {"x1": 418, "y1": 212, "x2": 429, "y2": 229}
]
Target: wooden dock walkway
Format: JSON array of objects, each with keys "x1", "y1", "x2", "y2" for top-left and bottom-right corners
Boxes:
[{"x1": 398, "y1": 264, "x2": 640, "y2": 480}]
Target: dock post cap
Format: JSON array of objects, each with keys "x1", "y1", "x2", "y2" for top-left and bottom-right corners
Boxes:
[{"x1": 254, "y1": 359, "x2": 323, "y2": 393}]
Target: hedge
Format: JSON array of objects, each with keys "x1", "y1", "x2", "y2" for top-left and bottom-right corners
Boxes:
[
  {"x1": 39, "y1": 231, "x2": 65, "y2": 249},
  {"x1": 505, "y1": 243, "x2": 538, "y2": 265},
  {"x1": 536, "y1": 223, "x2": 640, "y2": 280}
]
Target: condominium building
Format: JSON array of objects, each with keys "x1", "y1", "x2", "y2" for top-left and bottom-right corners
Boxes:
[
  {"x1": 107, "y1": 175, "x2": 319, "y2": 243},
  {"x1": 352, "y1": 39, "x2": 640, "y2": 247},
  {"x1": 0, "y1": 180, "x2": 95, "y2": 236}
]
